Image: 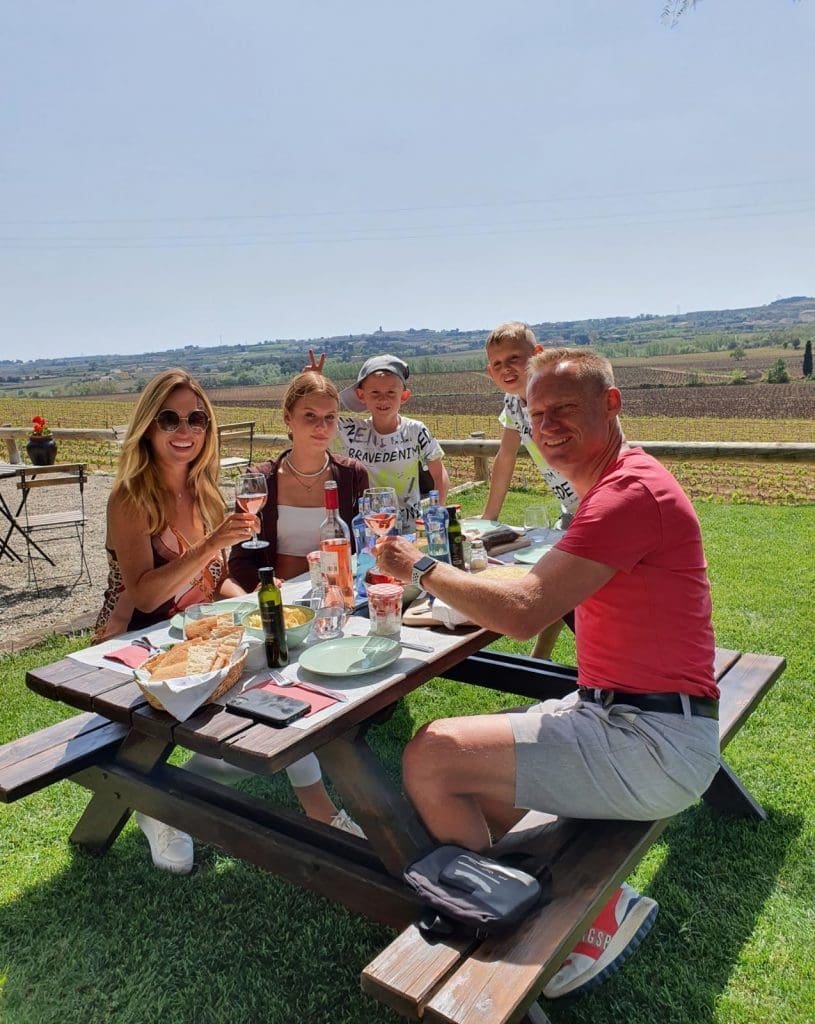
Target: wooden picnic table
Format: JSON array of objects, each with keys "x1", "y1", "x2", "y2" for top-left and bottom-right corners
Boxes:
[{"x1": 20, "y1": 587, "x2": 500, "y2": 927}]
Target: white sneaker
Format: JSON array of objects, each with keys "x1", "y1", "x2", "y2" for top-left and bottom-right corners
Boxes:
[
  {"x1": 135, "y1": 812, "x2": 194, "y2": 874},
  {"x1": 330, "y1": 809, "x2": 366, "y2": 838},
  {"x1": 543, "y1": 882, "x2": 658, "y2": 999}
]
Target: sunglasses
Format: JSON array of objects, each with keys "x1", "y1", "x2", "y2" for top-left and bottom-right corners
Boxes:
[{"x1": 154, "y1": 409, "x2": 210, "y2": 433}]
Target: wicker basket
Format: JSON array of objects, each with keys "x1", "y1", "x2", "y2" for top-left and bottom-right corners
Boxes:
[{"x1": 136, "y1": 647, "x2": 248, "y2": 712}]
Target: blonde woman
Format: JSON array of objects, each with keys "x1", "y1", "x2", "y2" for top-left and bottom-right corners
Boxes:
[
  {"x1": 95, "y1": 369, "x2": 362, "y2": 874},
  {"x1": 94, "y1": 368, "x2": 253, "y2": 641}
]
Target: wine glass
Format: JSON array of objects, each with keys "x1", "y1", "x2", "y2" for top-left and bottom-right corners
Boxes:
[
  {"x1": 364, "y1": 487, "x2": 399, "y2": 576},
  {"x1": 365, "y1": 486, "x2": 398, "y2": 507},
  {"x1": 523, "y1": 504, "x2": 550, "y2": 535},
  {"x1": 302, "y1": 584, "x2": 347, "y2": 641},
  {"x1": 236, "y1": 472, "x2": 269, "y2": 549},
  {"x1": 364, "y1": 487, "x2": 399, "y2": 541}
]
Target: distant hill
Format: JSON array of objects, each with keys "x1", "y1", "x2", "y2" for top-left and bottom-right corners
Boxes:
[{"x1": 1, "y1": 296, "x2": 813, "y2": 397}]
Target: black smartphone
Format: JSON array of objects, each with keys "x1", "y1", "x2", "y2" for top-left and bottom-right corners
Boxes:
[{"x1": 226, "y1": 690, "x2": 310, "y2": 727}]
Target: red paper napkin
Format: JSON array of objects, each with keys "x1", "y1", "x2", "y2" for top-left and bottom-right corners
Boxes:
[
  {"x1": 104, "y1": 644, "x2": 151, "y2": 669},
  {"x1": 247, "y1": 680, "x2": 337, "y2": 716}
]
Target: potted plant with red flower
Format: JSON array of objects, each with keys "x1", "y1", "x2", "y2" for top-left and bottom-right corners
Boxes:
[{"x1": 26, "y1": 415, "x2": 58, "y2": 465}]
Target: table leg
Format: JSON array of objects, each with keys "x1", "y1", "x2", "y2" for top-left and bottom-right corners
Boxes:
[
  {"x1": 319, "y1": 730, "x2": 431, "y2": 876},
  {"x1": 701, "y1": 759, "x2": 768, "y2": 820},
  {"x1": 518, "y1": 1001, "x2": 553, "y2": 1024},
  {"x1": 69, "y1": 731, "x2": 174, "y2": 854}
]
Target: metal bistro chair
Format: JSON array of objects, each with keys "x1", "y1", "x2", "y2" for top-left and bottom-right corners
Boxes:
[
  {"x1": 217, "y1": 421, "x2": 255, "y2": 474},
  {"x1": 15, "y1": 463, "x2": 91, "y2": 594}
]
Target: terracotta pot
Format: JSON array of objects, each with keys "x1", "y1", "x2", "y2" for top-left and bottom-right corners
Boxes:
[{"x1": 26, "y1": 436, "x2": 58, "y2": 466}]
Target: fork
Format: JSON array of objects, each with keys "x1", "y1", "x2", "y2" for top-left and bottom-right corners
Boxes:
[
  {"x1": 245, "y1": 670, "x2": 347, "y2": 703},
  {"x1": 133, "y1": 636, "x2": 160, "y2": 654}
]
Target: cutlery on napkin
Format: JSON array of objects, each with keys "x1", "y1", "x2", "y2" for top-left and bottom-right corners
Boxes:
[{"x1": 244, "y1": 672, "x2": 347, "y2": 703}]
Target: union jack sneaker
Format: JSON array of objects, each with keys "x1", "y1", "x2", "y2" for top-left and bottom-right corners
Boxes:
[{"x1": 542, "y1": 882, "x2": 658, "y2": 999}]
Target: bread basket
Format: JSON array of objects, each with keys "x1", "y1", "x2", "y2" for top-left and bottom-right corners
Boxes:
[{"x1": 136, "y1": 648, "x2": 247, "y2": 711}]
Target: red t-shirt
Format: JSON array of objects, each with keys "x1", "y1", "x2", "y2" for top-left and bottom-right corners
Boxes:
[{"x1": 555, "y1": 447, "x2": 718, "y2": 699}]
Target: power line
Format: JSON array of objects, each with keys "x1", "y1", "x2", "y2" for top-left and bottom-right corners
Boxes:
[
  {"x1": 0, "y1": 197, "x2": 812, "y2": 251},
  {"x1": 0, "y1": 175, "x2": 811, "y2": 227}
]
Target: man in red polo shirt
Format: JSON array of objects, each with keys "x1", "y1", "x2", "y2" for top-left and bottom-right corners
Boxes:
[{"x1": 376, "y1": 348, "x2": 720, "y2": 998}]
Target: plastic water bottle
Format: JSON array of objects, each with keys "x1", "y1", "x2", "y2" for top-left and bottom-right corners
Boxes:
[
  {"x1": 351, "y1": 496, "x2": 374, "y2": 599},
  {"x1": 424, "y1": 490, "x2": 450, "y2": 563}
]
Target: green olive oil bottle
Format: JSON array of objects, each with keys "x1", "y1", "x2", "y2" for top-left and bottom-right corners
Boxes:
[{"x1": 257, "y1": 567, "x2": 288, "y2": 668}]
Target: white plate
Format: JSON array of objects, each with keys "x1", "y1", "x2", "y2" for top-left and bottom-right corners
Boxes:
[{"x1": 297, "y1": 636, "x2": 401, "y2": 677}]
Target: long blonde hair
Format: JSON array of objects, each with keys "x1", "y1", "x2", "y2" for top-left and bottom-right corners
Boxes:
[{"x1": 112, "y1": 368, "x2": 223, "y2": 535}]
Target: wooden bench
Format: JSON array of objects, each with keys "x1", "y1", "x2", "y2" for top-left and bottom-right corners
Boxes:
[
  {"x1": 362, "y1": 647, "x2": 785, "y2": 1024},
  {"x1": 0, "y1": 712, "x2": 127, "y2": 804},
  {"x1": 217, "y1": 420, "x2": 255, "y2": 471}
]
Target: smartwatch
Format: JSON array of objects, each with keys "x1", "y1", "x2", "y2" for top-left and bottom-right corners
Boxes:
[{"x1": 410, "y1": 555, "x2": 437, "y2": 587}]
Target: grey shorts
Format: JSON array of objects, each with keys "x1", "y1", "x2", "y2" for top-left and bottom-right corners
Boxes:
[{"x1": 508, "y1": 692, "x2": 721, "y2": 820}]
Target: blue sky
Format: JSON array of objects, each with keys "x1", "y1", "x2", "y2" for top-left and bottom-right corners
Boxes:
[{"x1": 1, "y1": 0, "x2": 813, "y2": 359}]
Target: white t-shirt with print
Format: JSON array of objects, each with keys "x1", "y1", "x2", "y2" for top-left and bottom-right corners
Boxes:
[
  {"x1": 336, "y1": 415, "x2": 444, "y2": 529},
  {"x1": 499, "y1": 394, "x2": 580, "y2": 517}
]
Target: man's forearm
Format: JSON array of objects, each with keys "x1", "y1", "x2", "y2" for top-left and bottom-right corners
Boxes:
[{"x1": 421, "y1": 561, "x2": 544, "y2": 639}]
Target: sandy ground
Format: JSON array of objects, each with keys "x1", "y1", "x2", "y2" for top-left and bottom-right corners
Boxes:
[{"x1": 0, "y1": 472, "x2": 113, "y2": 652}]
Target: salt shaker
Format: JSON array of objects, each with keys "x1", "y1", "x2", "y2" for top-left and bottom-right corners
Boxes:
[{"x1": 469, "y1": 538, "x2": 488, "y2": 573}]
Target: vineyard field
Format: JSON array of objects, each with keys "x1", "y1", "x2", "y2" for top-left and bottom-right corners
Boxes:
[{"x1": 2, "y1": 396, "x2": 813, "y2": 504}]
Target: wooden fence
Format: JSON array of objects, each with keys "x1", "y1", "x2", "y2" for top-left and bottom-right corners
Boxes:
[{"x1": 3, "y1": 424, "x2": 815, "y2": 474}]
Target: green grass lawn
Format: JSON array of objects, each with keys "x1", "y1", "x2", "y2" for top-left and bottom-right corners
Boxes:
[{"x1": 1, "y1": 491, "x2": 813, "y2": 1024}]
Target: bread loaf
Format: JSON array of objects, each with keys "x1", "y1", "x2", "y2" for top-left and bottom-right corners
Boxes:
[
  {"x1": 143, "y1": 626, "x2": 244, "y2": 681},
  {"x1": 184, "y1": 612, "x2": 236, "y2": 640}
]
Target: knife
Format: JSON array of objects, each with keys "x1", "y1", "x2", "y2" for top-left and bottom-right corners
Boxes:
[{"x1": 398, "y1": 639, "x2": 434, "y2": 653}]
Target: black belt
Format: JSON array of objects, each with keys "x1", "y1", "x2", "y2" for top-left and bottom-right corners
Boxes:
[{"x1": 577, "y1": 687, "x2": 719, "y2": 720}]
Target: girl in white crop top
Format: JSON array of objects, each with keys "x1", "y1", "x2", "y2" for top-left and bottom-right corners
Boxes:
[{"x1": 275, "y1": 506, "x2": 325, "y2": 556}]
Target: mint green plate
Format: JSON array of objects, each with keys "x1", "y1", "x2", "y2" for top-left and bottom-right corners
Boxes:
[
  {"x1": 298, "y1": 636, "x2": 401, "y2": 677},
  {"x1": 170, "y1": 598, "x2": 256, "y2": 633},
  {"x1": 513, "y1": 543, "x2": 554, "y2": 565},
  {"x1": 460, "y1": 518, "x2": 505, "y2": 535}
]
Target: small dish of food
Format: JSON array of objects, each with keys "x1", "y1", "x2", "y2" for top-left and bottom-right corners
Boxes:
[{"x1": 240, "y1": 604, "x2": 316, "y2": 649}]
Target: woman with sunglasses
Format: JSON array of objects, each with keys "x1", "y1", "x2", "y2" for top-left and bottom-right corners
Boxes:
[
  {"x1": 93, "y1": 369, "x2": 253, "y2": 641},
  {"x1": 94, "y1": 368, "x2": 363, "y2": 874}
]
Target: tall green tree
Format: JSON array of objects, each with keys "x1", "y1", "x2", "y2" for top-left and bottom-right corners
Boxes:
[{"x1": 803, "y1": 339, "x2": 813, "y2": 378}]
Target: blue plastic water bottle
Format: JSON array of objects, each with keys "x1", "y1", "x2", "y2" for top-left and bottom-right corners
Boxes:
[
  {"x1": 351, "y1": 496, "x2": 375, "y2": 599},
  {"x1": 424, "y1": 490, "x2": 451, "y2": 563}
]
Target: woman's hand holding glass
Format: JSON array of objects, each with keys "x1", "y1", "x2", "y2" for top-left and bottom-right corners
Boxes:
[
  {"x1": 211, "y1": 508, "x2": 259, "y2": 550},
  {"x1": 235, "y1": 472, "x2": 269, "y2": 549}
]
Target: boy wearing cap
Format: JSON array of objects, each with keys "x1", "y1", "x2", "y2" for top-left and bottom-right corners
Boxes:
[
  {"x1": 483, "y1": 321, "x2": 579, "y2": 529},
  {"x1": 305, "y1": 352, "x2": 449, "y2": 530}
]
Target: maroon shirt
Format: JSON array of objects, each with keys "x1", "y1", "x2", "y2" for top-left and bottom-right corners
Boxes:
[{"x1": 227, "y1": 450, "x2": 369, "y2": 592}]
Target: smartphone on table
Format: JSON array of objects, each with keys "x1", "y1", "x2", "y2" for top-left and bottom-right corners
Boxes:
[{"x1": 225, "y1": 690, "x2": 310, "y2": 727}]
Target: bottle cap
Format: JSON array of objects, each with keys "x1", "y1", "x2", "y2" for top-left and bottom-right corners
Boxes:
[
  {"x1": 258, "y1": 567, "x2": 276, "y2": 582},
  {"x1": 323, "y1": 479, "x2": 339, "y2": 509}
]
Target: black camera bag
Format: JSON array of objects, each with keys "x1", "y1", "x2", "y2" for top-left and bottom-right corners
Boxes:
[{"x1": 404, "y1": 845, "x2": 550, "y2": 939}]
